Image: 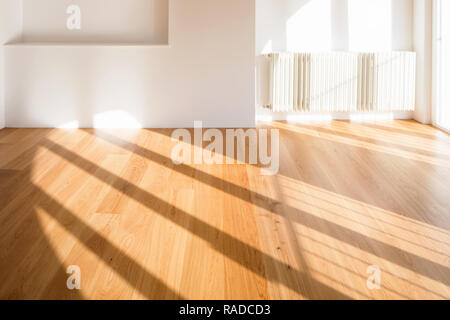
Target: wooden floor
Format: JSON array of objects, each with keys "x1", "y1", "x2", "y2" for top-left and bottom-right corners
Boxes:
[{"x1": 0, "y1": 120, "x2": 449, "y2": 299}]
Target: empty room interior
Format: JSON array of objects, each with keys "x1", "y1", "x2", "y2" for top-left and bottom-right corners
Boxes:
[{"x1": 0, "y1": 0, "x2": 449, "y2": 301}]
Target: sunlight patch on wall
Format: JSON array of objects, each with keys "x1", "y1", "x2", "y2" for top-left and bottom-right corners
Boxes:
[
  {"x1": 348, "y1": 0, "x2": 392, "y2": 51},
  {"x1": 57, "y1": 120, "x2": 79, "y2": 129},
  {"x1": 286, "y1": 0, "x2": 332, "y2": 52},
  {"x1": 261, "y1": 40, "x2": 273, "y2": 54},
  {"x1": 93, "y1": 110, "x2": 142, "y2": 129}
]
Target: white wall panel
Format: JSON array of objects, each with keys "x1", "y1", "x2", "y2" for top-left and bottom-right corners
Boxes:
[{"x1": 5, "y1": 0, "x2": 256, "y2": 128}]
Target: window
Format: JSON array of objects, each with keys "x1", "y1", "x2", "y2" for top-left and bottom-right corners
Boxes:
[{"x1": 433, "y1": 0, "x2": 450, "y2": 132}]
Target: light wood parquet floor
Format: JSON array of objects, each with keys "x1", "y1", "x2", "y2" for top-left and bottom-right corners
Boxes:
[{"x1": 0, "y1": 120, "x2": 449, "y2": 299}]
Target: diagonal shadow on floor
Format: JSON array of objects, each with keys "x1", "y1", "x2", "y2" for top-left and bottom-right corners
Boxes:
[
  {"x1": 76, "y1": 132, "x2": 450, "y2": 287},
  {"x1": 41, "y1": 138, "x2": 351, "y2": 299}
]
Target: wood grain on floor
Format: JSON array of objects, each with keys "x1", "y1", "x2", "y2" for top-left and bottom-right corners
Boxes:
[{"x1": 0, "y1": 120, "x2": 449, "y2": 299}]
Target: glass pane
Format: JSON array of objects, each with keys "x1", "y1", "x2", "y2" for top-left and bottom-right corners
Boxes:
[{"x1": 436, "y1": 0, "x2": 450, "y2": 130}]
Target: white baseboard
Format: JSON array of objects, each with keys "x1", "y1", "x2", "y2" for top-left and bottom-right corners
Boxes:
[{"x1": 256, "y1": 108, "x2": 413, "y2": 122}]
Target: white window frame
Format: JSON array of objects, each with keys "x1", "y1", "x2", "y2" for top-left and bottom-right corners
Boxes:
[{"x1": 432, "y1": 0, "x2": 450, "y2": 133}]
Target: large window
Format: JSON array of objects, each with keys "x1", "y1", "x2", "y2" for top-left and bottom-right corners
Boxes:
[{"x1": 433, "y1": 0, "x2": 450, "y2": 132}]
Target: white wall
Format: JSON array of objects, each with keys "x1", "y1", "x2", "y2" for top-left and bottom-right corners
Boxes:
[
  {"x1": 255, "y1": 0, "x2": 287, "y2": 54},
  {"x1": 256, "y1": 0, "x2": 414, "y2": 54},
  {"x1": 413, "y1": 0, "x2": 433, "y2": 124},
  {"x1": 22, "y1": 0, "x2": 169, "y2": 44},
  {"x1": 0, "y1": 0, "x2": 23, "y2": 129},
  {"x1": 5, "y1": 0, "x2": 256, "y2": 128}
]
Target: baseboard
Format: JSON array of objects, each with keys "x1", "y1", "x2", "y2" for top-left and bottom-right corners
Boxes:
[
  {"x1": 256, "y1": 109, "x2": 413, "y2": 122},
  {"x1": 5, "y1": 120, "x2": 257, "y2": 129}
]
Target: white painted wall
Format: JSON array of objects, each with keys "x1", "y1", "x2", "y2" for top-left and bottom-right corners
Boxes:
[
  {"x1": 256, "y1": 0, "x2": 414, "y2": 54},
  {"x1": 5, "y1": 0, "x2": 255, "y2": 128},
  {"x1": 392, "y1": 0, "x2": 415, "y2": 51},
  {"x1": 413, "y1": 0, "x2": 433, "y2": 124},
  {"x1": 0, "y1": 0, "x2": 23, "y2": 129},
  {"x1": 22, "y1": 0, "x2": 169, "y2": 44},
  {"x1": 255, "y1": 0, "x2": 287, "y2": 54}
]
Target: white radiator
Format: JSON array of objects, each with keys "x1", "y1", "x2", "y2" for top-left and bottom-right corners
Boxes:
[{"x1": 256, "y1": 52, "x2": 416, "y2": 112}]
